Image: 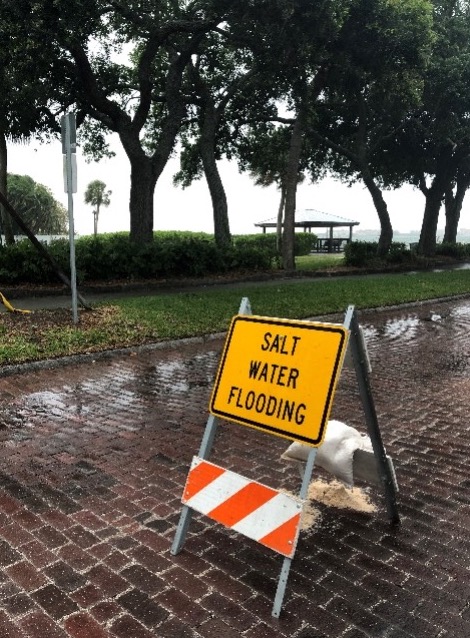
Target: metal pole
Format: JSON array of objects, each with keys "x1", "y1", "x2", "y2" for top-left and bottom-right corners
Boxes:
[
  {"x1": 67, "y1": 178, "x2": 78, "y2": 324},
  {"x1": 64, "y1": 116, "x2": 78, "y2": 324},
  {"x1": 272, "y1": 447, "x2": 317, "y2": 617},
  {"x1": 344, "y1": 305, "x2": 400, "y2": 524}
]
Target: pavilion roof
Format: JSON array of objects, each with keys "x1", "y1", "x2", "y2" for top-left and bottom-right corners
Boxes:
[{"x1": 255, "y1": 209, "x2": 359, "y2": 228}]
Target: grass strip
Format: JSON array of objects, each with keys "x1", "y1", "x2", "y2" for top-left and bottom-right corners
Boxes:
[
  {"x1": 0, "y1": 269, "x2": 469, "y2": 366},
  {"x1": 114, "y1": 269, "x2": 470, "y2": 337}
]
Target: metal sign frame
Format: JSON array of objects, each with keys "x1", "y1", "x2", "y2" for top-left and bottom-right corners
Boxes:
[{"x1": 171, "y1": 299, "x2": 399, "y2": 618}]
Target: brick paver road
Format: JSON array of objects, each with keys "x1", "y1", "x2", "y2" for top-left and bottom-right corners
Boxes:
[{"x1": 0, "y1": 297, "x2": 469, "y2": 637}]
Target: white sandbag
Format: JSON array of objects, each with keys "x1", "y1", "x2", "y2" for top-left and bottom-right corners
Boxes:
[{"x1": 281, "y1": 420, "x2": 373, "y2": 487}]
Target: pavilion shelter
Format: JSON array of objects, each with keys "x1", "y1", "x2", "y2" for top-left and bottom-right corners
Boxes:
[{"x1": 255, "y1": 209, "x2": 359, "y2": 252}]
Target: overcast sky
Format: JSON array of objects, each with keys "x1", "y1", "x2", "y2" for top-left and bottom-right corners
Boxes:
[{"x1": 6, "y1": 135, "x2": 453, "y2": 238}]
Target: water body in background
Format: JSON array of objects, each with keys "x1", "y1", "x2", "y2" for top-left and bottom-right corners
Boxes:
[{"x1": 347, "y1": 229, "x2": 470, "y2": 246}]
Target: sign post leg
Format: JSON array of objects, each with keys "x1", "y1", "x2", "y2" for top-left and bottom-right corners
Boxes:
[
  {"x1": 171, "y1": 505, "x2": 193, "y2": 555},
  {"x1": 272, "y1": 557, "x2": 293, "y2": 618},
  {"x1": 171, "y1": 414, "x2": 220, "y2": 555},
  {"x1": 344, "y1": 306, "x2": 400, "y2": 524},
  {"x1": 171, "y1": 299, "x2": 247, "y2": 557},
  {"x1": 272, "y1": 447, "x2": 317, "y2": 617}
]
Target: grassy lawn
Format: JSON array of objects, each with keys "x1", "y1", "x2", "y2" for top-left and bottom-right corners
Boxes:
[
  {"x1": 295, "y1": 253, "x2": 344, "y2": 270},
  {"x1": 1, "y1": 267, "x2": 469, "y2": 365}
]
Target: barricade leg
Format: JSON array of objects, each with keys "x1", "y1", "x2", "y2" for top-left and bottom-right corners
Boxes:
[
  {"x1": 171, "y1": 505, "x2": 193, "y2": 555},
  {"x1": 272, "y1": 447, "x2": 317, "y2": 616},
  {"x1": 171, "y1": 414, "x2": 220, "y2": 554},
  {"x1": 272, "y1": 557, "x2": 292, "y2": 617}
]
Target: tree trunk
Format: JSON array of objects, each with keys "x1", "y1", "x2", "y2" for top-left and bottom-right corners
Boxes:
[
  {"x1": 188, "y1": 60, "x2": 231, "y2": 249},
  {"x1": 282, "y1": 68, "x2": 328, "y2": 270},
  {"x1": 418, "y1": 147, "x2": 459, "y2": 255},
  {"x1": 418, "y1": 182, "x2": 444, "y2": 256},
  {"x1": 282, "y1": 115, "x2": 305, "y2": 271},
  {"x1": 0, "y1": 130, "x2": 14, "y2": 245},
  {"x1": 444, "y1": 186, "x2": 457, "y2": 244},
  {"x1": 69, "y1": 39, "x2": 192, "y2": 246},
  {"x1": 93, "y1": 209, "x2": 99, "y2": 237},
  {"x1": 276, "y1": 185, "x2": 286, "y2": 255},
  {"x1": 126, "y1": 152, "x2": 157, "y2": 244},
  {"x1": 199, "y1": 98, "x2": 231, "y2": 248},
  {"x1": 361, "y1": 167, "x2": 393, "y2": 257},
  {"x1": 444, "y1": 170, "x2": 470, "y2": 243}
]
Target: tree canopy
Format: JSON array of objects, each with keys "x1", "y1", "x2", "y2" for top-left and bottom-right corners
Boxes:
[
  {"x1": 377, "y1": 0, "x2": 470, "y2": 254},
  {"x1": 0, "y1": 2, "x2": 75, "y2": 244},
  {"x1": 7, "y1": 174, "x2": 68, "y2": 235},
  {"x1": 3, "y1": 0, "x2": 470, "y2": 260}
]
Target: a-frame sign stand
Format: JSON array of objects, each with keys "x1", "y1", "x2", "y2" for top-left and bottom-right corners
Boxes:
[{"x1": 171, "y1": 300, "x2": 399, "y2": 618}]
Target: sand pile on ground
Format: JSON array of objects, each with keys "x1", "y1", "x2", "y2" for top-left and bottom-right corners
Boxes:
[
  {"x1": 296, "y1": 478, "x2": 377, "y2": 531},
  {"x1": 309, "y1": 478, "x2": 376, "y2": 512}
]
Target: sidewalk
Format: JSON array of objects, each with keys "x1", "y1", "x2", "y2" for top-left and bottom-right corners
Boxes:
[{"x1": 0, "y1": 296, "x2": 468, "y2": 637}]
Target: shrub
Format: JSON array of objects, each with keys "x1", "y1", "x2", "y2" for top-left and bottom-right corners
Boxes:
[
  {"x1": 344, "y1": 241, "x2": 414, "y2": 267},
  {"x1": 0, "y1": 239, "x2": 58, "y2": 284},
  {"x1": 234, "y1": 232, "x2": 317, "y2": 258},
  {"x1": 387, "y1": 242, "x2": 411, "y2": 264},
  {"x1": 435, "y1": 242, "x2": 470, "y2": 259},
  {"x1": 344, "y1": 241, "x2": 380, "y2": 267},
  {"x1": 0, "y1": 232, "x2": 280, "y2": 284},
  {"x1": 294, "y1": 232, "x2": 317, "y2": 255}
]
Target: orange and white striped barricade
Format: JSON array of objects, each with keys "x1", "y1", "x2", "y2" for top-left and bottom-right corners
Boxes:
[{"x1": 182, "y1": 456, "x2": 303, "y2": 558}]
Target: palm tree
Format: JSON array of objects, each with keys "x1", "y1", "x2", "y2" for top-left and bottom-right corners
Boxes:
[{"x1": 84, "y1": 180, "x2": 112, "y2": 236}]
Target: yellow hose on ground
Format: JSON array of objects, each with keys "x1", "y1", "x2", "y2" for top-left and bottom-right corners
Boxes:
[{"x1": 0, "y1": 292, "x2": 32, "y2": 314}]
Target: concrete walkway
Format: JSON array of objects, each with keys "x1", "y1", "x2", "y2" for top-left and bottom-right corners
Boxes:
[{"x1": 0, "y1": 296, "x2": 469, "y2": 636}]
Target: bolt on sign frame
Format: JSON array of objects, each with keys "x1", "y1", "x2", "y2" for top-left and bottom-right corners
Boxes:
[{"x1": 171, "y1": 299, "x2": 399, "y2": 617}]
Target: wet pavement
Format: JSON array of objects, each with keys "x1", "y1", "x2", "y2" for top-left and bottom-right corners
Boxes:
[{"x1": 0, "y1": 297, "x2": 469, "y2": 637}]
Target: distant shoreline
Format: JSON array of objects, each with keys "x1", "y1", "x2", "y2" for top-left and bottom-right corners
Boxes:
[{"x1": 350, "y1": 230, "x2": 470, "y2": 245}]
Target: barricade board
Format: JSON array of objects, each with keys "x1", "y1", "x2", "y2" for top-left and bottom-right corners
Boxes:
[
  {"x1": 209, "y1": 314, "x2": 348, "y2": 446},
  {"x1": 182, "y1": 456, "x2": 303, "y2": 558}
]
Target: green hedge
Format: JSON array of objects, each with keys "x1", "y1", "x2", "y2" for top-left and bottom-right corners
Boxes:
[
  {"x1": 235, "y1": 232, "x2": 316, "y2": 256},
  {"x1": 0, "y1": 233, "x2": 240, "y2": 284},
  {"x1": 344, "y1": 241, "x2": 415, "y2": 267},
  {"x1": 0, "y1": 231, "x2": 319, "y2": 285},
  {"x1": 435, "y1": 242, "x2": 470, "y2": 259},
  {"x1": 345, "y1": 239, "x2": 470, "y2": 267}
]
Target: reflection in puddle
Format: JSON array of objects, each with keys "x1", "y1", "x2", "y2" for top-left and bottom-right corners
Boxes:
[
  {"x1": 25, "y1": 391, "x2": 67, "y2": 410},
  {"x1": 451, "y1": 303, "x2": 470, "y2": 318},
  {"x1": 382, "y1": 316, "x2": 420, "y2": 341},
  {"x1": 154, "y1": 360, "x2": 189, "y2": 394},
  {"x1": 152, "y1": 351, "x2": 219, "y2": 395},
  {"x1": 358, "y1": 300, "x2": 470, "y2": 380},
  {"x1": 361, "y1": 325, "x2": 378, "y2": 341}
]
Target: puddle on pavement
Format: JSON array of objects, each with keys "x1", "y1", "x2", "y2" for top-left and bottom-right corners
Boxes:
[
  {"x1": 360, "y1": 300, "x2": 470, "y2": 377},
  {"x1": 151, "y1": 351, "x2": 218, "y2": 396},
  {"x1": 153, "y1": 360, "x2": 190, "y2": 394},
  {"x1": 450, "y1": 303, "x2": 470, "y2": 318},
  {"x1": 26, "y1": 390, "x2": 67, "y2": 410},
  {"x1": 2, "y1": 301, "x2": 470, "y2": 435},
  {"x1": 0, "y1": 406, "x2": 30, "y2": 430},
  {"x1": 382, "y1": 316, "x2": 421, "y2": 341},
  {"x1": 361, "y1": 314, "x2": 422, "y2": 352}
]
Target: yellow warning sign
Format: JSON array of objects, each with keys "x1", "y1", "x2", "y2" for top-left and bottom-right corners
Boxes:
[{"x1": 210, "y1": 315, "x2": 349, "y2": 446}]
